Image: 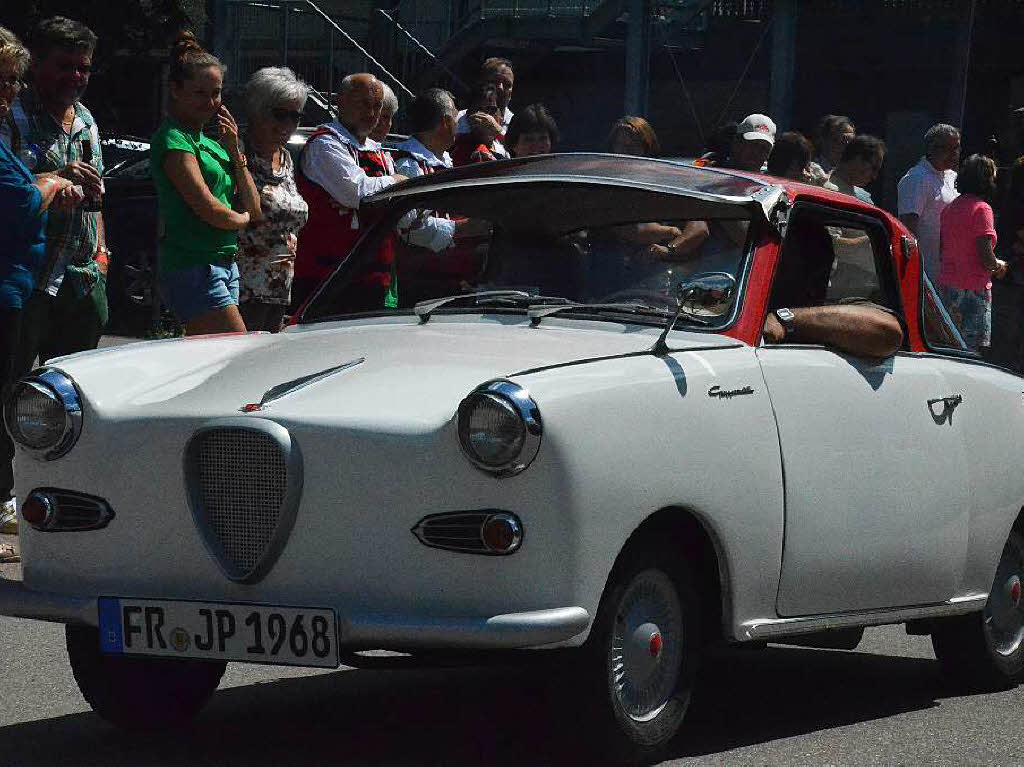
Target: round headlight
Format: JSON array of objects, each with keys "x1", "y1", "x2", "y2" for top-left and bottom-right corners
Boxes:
[
  {"x1": 457, "y1": 380, "x2": 542, "y2": 477},
  {"x1": 4, "y1": 370, "x2": 82, "y2": 460}
]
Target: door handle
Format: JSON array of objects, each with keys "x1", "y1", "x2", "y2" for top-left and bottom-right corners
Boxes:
[{"x1": 927, "y1": 394, "x2": 963, "y2": 415}]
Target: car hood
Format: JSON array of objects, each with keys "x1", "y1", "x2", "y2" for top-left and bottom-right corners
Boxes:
[{"x1": 50, "y1": 315, "x2": 740, "y2": 429}]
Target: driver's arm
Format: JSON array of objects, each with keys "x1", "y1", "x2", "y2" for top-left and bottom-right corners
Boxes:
[{"x1": 763, "y1": 304, "x2": 903, "y2": 359}]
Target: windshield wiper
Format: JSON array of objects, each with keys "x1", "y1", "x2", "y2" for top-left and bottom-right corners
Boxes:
[
  {"x1": 528, "y1": 301, "x2": 711, "y2": 327},
  {"x1": 414, "y1": 291, "x2": 571, "y2": 323}
]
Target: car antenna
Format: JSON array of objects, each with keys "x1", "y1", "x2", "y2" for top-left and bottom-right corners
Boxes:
[{"x1": 651, "y1": 282, "x2": 687, "y2": 357}]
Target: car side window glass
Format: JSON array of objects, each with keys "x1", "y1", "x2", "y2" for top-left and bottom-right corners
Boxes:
[
  {"x1": 824, "y1": 223, "x2": 886, "y2": 307},
  {"x1": 920, "y1": 270, "x2": 971, "y2": 354},
  {"x1": 771, "y1": 207, "x2": 900, "y2": 317}
]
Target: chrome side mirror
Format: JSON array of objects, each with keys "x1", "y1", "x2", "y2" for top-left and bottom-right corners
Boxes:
[
  {"x1": 677, "y1": 271, "x2": 736, "y2": 321},
  {"x1": 651, "y1": 272, "x2": 737, "y2": 355}
]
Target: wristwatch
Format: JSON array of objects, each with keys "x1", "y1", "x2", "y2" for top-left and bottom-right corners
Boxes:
[{"x1": 773, "y1": 307, "x2": 797, "y2": 338}]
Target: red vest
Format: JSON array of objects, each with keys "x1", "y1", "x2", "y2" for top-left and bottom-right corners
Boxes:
[{"x1": 294, "y1": 129, "x2": 393, "y2": 285}]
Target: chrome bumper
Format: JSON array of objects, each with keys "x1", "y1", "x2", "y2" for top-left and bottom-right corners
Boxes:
[
  {"x1": 0, "y1": 577, "x2": 590, "y2": 649},
  {"x1": 0, "y1": 577, "x2": 98, "y2": 626}
]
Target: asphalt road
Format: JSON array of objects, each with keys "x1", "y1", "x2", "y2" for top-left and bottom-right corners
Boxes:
[{"x1": 0, "y1": 555, "x2": 1020, "y2": 767}]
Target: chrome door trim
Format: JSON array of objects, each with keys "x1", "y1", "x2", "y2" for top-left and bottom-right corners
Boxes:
[{"x1": 739, "y1": 593, "x2": 988, "y2": 641}]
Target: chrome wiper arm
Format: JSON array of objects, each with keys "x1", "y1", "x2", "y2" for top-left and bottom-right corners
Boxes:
[
  {"x1": 414, "y1": 291, "x2": 573, "y2": 323},
  {"x1": 528, "y1": 302, "x2": 676, "y2": 326},
  {"x1": 414, "y1": 290, "x2": 530, "y2": 323}
]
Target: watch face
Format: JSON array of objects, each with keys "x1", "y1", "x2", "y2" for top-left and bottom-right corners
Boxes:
[{"x1": 777, "y1": 308, "x2": 795, "y2": 323}]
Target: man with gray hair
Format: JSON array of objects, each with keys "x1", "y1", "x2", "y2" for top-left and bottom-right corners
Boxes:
[
  {"x1": 391, "y1": 88, "x2": 489, "y2": 302},
  {"x1": 897, "y1": 123, "x2": 961, "y2": 278},
  {"x1": 293, "y1": 72, "x2": 406, "y2": 308},
  {"x1": 370, "y1": 81, "x2": 399, "y2": 147}
]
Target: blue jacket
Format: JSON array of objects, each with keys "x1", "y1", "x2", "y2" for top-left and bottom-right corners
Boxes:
[{"x1": 0, "y1": 136, "x2": 45, "y2": 309}]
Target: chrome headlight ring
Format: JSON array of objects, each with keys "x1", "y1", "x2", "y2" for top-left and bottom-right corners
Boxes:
[
  {"x1": 4, "y1": 368, "x2": 83, "y2": 461},
  {"x1": 457, "y1": 379, "x2": 542, "y2": 478}
]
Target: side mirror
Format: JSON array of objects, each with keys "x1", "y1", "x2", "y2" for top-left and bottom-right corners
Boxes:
[
  {"x1": 651, "y1": 271, "x2": 737, "y2": 355},
  {"x1": 677, "y1": 271, "x2": 737, "y2": 321}
]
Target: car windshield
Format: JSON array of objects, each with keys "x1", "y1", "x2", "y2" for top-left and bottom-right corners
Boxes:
[{"x1": 303, "y1": 182, "x2": 752, "y2": 327}]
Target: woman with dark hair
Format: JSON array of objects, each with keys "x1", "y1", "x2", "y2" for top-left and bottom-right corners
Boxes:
[
  {"x1": 505, "y1": 103, "x2": 559, "y2": 157},
  {"x1": 151, "y1": 32, "x2": 261, "y2": 335},
  {"x1": 766, "y1": 131, "x2": 814, "y2": 182},
  {"x1": 938, "y1": 153, "x2": 1007, "y2": 350},
  {"x1": 607, "y1": 116, "x2": 659, "y2": 157}
]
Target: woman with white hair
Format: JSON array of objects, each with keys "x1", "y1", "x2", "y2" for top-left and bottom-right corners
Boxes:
[{"x1": 238, "y1": 66, "x2": 310, "y2": 331}]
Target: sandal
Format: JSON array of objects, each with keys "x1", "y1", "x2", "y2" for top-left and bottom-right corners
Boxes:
[{"x1": 0, "y1": 542, "x2": 19, "y2": 564}]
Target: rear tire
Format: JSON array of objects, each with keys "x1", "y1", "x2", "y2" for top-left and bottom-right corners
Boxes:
[
  {"x1": 932, "y1": 529, "x2": 1024, "y2": 689},
  {"x1": 66, "y1": 625, "x2": 226, "y2": 730},
  {"x1": 575, "y1": 544, "x2": 701, "y2": 765}
]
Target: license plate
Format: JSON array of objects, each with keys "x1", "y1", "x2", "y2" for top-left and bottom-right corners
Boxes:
[{"x1": 97, "y1": 598, "x2": 339, "y2": 668}]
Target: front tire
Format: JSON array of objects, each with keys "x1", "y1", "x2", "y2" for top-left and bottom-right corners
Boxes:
[
  {"x1": 932, "y1": 529, "x2": 1024, "y2": 689},
  {"x1": 577, "y1": 546, "x2": 701, "y2": 764},
  {"x1": 66, "y1": 625, "x2": 226, "y2": 730}
]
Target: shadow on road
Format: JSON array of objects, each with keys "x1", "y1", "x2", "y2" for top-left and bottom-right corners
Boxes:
[{"x1": 0, "y1": 644, "x2": 979, "y2": 766}]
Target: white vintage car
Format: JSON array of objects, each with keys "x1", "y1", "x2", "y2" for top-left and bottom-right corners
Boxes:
[{"x1": 3, "y1": 155, "x2": 1023, "y2": 763}]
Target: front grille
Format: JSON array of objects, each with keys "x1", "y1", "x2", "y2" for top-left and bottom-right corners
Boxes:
[{"x1": 189, "y1": 426, "x2": 290, "y2": 580}]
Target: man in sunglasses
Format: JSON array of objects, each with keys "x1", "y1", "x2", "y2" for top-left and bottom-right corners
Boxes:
[
  {"x1": 1, "y1": 16, "x2": 109, "y2": 387},
  {"x1": 293, "y1": 72, "x2": 407, "y2": 310}
]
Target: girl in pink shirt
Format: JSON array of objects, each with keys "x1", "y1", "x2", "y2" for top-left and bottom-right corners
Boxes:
[{"x1": 938, "y1": 154, "x2": 1007, "y2": 350}]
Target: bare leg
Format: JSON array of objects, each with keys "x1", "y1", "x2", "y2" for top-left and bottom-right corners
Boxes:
[{"x1": 185, "y1": 304, "x2": 247, "y2": 336}]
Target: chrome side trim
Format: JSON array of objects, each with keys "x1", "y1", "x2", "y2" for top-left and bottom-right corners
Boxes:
[{"x1": 739, "y1": 594, "x2": 989, "y2": 641}]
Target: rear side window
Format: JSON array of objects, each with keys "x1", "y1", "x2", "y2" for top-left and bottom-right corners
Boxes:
[
  {"x1": 920, "y1": 271, "x2": 971, "y2": 354},
  {"x1": 770, "y1": 204, "x2": 902, "y2": 318}
]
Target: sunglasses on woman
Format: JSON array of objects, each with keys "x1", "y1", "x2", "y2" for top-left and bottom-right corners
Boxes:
[{"x1": 271, "y1": 107, "x2": 304, "y2": 124}]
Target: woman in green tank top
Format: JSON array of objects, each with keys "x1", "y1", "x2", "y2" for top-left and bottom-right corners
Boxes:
[{"x1": 151, "y1": 32, "x2": 261, "y2": 335}]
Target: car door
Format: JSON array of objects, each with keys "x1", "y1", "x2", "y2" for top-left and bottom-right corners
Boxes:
[
  {"x1": 916, "y1": 273, "x2": 1024, "y2": 598},
  {"x1": 759, "y1": 204, "x2": 970, "y2": 617}
]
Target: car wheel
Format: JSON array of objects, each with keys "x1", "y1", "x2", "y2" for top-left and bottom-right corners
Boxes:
[
  {"x1": 932, "y1": 528, "x2": 1024, "y2": 689},
  {"x1": 577, "y1": 546, "x2": 700, "y2": 764},
  {"x1": 66, "y1": 625, "x2": 226, "y2": 730}
]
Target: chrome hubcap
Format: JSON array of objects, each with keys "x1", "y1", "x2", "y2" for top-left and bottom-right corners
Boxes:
[
  {"x1": 610, "y1": 569, "x2": 684, "y2": 723},
  {"x1": 984, "y1": 539, "x2": 1024, "y2": 657}
]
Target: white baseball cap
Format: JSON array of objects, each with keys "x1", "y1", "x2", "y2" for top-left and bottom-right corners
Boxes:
[{"x1": 738, "y1": 114, "x2": 777, "y2": 146}]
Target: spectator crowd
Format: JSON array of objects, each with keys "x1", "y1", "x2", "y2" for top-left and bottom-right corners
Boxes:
[{"x1": 3, "y1": 17, "x2": 1024, "y2": 554}]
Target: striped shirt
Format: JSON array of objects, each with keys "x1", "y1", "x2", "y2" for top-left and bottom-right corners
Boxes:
[{"x1": 0, "y1": 88, "x2": 102, "y2": 296}]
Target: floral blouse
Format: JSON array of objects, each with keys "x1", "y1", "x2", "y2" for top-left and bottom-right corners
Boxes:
[{"x1": 238, "y1": 147, "x2": 309, "y2": 305}]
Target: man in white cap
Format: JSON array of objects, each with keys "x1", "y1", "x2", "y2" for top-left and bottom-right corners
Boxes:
[{"x1": 725, "y1": 113, "x2": 776, "y2": 172}]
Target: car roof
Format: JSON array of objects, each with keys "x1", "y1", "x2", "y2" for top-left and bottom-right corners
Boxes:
[
  {"x1": 366, "y1": 153, "x2": 788, "y2": 226},
  {"x1": 379, "y1": 152, "x2": 771, "y2": 198}
]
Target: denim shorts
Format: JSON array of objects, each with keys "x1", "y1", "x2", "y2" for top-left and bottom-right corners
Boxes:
[{"x1": 160, "y1": 260, "x2": 240, "y2": 323}]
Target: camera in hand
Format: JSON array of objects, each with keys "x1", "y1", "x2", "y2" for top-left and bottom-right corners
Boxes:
[{"x1": 81, "y1": 138, "x2": 104, "y2": 212}]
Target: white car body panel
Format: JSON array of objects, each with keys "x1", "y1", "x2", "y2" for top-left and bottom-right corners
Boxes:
[
  {"x1": 925, "y1": 355, "x2": 1024, "y2": 596},
  {"x1": 17, "y1": 316, "x2": 776, "y2": 647},
  {"x1": 761, "y1": 347, "x2": 971, "y2": 615}
]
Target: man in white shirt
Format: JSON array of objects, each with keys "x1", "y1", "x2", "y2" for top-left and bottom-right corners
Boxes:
[
  {"x1": 897, "y1": 123, "x2": 960, "y2": 279},
  {"x1": 393, "y1": 88, "x2": 460, "y2": 252},
  {"x1": 392, "y1": 89, "x2": 492, "y2": 302},
  {"x1": 292, "y1": 73, "x2": 407, "y2": 307},
  {"x1": 455, "y1": 57, "x2": 514, "y2": 156}
]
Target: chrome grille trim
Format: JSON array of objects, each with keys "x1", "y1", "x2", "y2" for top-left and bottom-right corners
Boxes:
[{"x1": 184, "y1": 418, "x2": 303, "y2": 584}]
